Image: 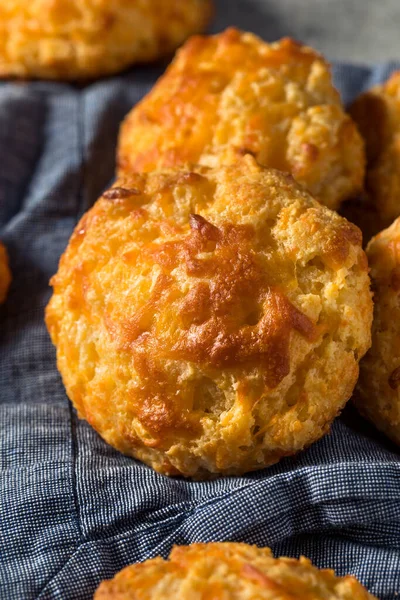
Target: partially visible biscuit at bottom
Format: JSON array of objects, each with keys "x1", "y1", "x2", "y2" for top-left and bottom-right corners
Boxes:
[
  {"x1": 94, "y1": 542, "x2": 376, "y2": 599},
  {"x1": 0, "y1": 242, "x2": 11, "y2": 304},
  {"x1": 46, "y1": 156, "x2": 372, "y2": 478},
  {"x1": 355, "y1": 217, "x2": 400, "y2": 444}
]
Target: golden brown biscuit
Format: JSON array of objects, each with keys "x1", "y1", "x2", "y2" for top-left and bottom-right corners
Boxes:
[
  {"x1": 94, "y1": 542, "x2": 376, "y2": 599},
  {"x1": 46, "y1": 156, "x2": 372, "y2": 478},
  {"x1": 355, "y1": 217, "x2": 400, "y2": 445},
  {"x1": 350, "y1": 72, "x2": 400, "y2": 228},
  {"x1": 0, "y1": 242, "x2": 11, "y2": 304},
  {"x1": 118, "y1": 28, "x2": 365, "y2": 211},
  {"x1": 0, "y1": 0, "x2": 213, "y2": 80}
]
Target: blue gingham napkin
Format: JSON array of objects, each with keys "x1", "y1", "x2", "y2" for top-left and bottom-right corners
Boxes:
[{"x1": 1, "y1": 58, "x2": 400, "y2": 600}]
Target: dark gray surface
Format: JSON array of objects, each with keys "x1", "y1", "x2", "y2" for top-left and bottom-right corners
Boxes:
[{"x1": 212, "y1": 0, "x2": 400, "y2": 63}]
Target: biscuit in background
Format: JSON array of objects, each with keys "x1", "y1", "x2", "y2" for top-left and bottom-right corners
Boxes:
[
  {"x1": 46, "y1": 156, "x2": 372, "y2": 478},
  {"x1": 339, "y1": 193, "x2": 384, "y2": 247},
  {"x1": 355, "y1": 217, "x2": 400, "y2": 445},
  {"x1": 350, "y1": 71, "x2": 400, "y2": 228},
  {"x1": 0, "y1": 242, "x2": 11, "y2": 304},
  {"x1": 0, "y1": 0, "x2": 213, "y2": 80},
  {"x1": 94, "y1": 542, "x2": 376, "y2": 599},
  {"x1": 118, "y1": 28, "x2": 365, "y2": 211}
]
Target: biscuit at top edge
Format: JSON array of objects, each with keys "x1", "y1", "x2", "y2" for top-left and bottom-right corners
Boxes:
[
  {"x1": 46, "y1": 157, "x2": 372, "y2": 478},
  {"x1": 0, "y1": 0, "x2": 214, "y2": 80},
  {"x1": 118, "y1": 27, "x2": 365, "y2": 211},
  {"x1": 94, "y1": 542, "x2": 376, "y2": 599}
]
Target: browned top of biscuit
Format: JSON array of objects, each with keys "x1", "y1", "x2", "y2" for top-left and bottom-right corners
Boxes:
[{"x1": 46, "y1": 157, "x2": 371, "y2": 477}]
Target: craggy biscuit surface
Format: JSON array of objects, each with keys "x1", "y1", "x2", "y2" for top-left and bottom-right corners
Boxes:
[
  {"x1": 350, "y1": 71, "x2": 400, "y2": 228},
  {"x1": 94, "y1": 542, "x2": 376, "y2": 599},
  {"x1": 0, "y1": 242, "x2": 11, "y2": 304},
  {"x1": 0, "y1": 0, "x2": 213, "y2": 80},
  {"x1": 356, "y1": 217, "x2": 400, "y2": 444},
  {"x1": 46, "y1": 157, "x2": 372, "y2": 478},
  {"x1": 118, "y1": 28, "x2": 365, "y2": 210}
]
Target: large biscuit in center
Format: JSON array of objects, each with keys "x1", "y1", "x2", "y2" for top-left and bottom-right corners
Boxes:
[
  {"x1": 118, "y1": 28, "x2": 365, "y2": 211},
  {"x1": 46, "y1": 157, "x2": 372, "y2": 478}
]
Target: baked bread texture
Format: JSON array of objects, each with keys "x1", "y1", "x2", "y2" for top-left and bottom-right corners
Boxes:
[
  {"x1": 355, "y1": 217, "x2": 400, "y2": 444},
  {"x1": 118, "y1": 28, "x2": 365, "y2": 211},
  {"x1": 94, "y1": 542, "x2": 376, "y2": 599},
  {"x1": 0, "y1": 0, "x2": 213, "y2": 80},
  {"x1": 350, "y1": 71, "x2": 400, "y2": 229},
  {"x1": 46, "y1": 156, "x2": 372, "y2": 478},
  {"x1": 0, "y1": 242, "x2": 11, "y2": 304}
]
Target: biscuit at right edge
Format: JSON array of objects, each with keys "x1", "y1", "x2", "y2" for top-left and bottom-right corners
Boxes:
[
  {"x1": 349, "y1": 72, "x2": 400, "y2": 231},
  {"x1": 0, "y1": 242, "x2": 11, "y2": 304},
  {"x1": 355, "y1": 217, "x2": 400, "y2": 444}
]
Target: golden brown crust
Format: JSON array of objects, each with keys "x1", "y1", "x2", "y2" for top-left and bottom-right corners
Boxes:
[
  {"x1": 118, "y1": 28, "x2": 365, "y2": 210},
  {"x1": 349, "y1": 71, "x2": 400, "y2": 229},
  {"x1": 0, "y1": 242, "x2": 11, "y2": 304},
  {"x1": 94, "y1": 542, "x2": 376, "y2": 599},
  {"x1": 46, "y1": 156, "x2": 372, "y2": 478},
  {"x1": 0, "y1": 0, "x2": 213, "y2": 80},
  {"x1": 355, "y1": 217, "x2": 400, "y2": 445}
]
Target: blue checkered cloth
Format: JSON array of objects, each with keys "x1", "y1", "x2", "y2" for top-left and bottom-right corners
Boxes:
[{"x1": 1, "y1": 54, "x2": 400, "y2": 600}]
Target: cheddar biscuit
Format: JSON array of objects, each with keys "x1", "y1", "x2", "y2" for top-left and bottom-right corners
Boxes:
[
  {"x1": 118, "y1": 28, "x2": 365, "y2": 210},
  {"x1": 356, "y1": 217, "x2": 400, "y2": 444},
  {"x1": 95, "y1": 542, "x2": 376, "y2": 599},
  {"x1": 350, "y1": 71, "x2": 400, "y2": 227},
  {"x1": 0, "y1": 0, "x2": 213, "y2": 80},
  {"x1": 46, "y1": 157, "x2": 372, "y2": 478}
]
